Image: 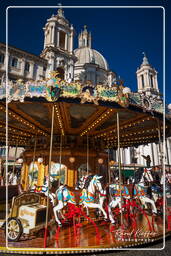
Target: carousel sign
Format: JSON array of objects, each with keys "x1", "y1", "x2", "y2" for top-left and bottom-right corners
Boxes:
[{"x1": 0, "y1": 71, "x2": 130, "y2": 107}]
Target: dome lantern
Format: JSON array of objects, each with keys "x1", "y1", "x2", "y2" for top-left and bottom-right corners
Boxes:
[{"x1": 78, "y1": 25, "x2": 92, "y2": 48}]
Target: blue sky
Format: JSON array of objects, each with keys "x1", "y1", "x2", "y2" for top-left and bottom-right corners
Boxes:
[{"x1": 0, "y1": 0, "x2": 170, "y2": 103}]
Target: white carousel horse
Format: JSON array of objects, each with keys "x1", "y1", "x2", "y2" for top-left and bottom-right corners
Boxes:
[
  {"x1": 8, "y1": 172, "x2": 18, "y2": 185},
  {"x1": 53, "y1": 175, "x2": 108, "y2": 226},
  {"x1": 76, "y1": 174, "x2": 107, "y2": 217},
  {"x1": 108, "y1": 183, "x2": 130, "y2": 224},
  {"x1": 133, "y1": 168, "x2": 157, "y2": 214}
]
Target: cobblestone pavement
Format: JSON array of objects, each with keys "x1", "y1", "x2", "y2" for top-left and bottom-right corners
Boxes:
[{"x1": 0, "y1": 236, "x2": 171, "y2": 256}]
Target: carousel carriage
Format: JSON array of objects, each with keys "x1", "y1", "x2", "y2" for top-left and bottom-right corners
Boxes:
[{"x1": 0, "y1": 72, "x2": 171, "y2": 249}]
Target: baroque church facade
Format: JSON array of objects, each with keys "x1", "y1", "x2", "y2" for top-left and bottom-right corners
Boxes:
[{"x1": 0, "y1": 8, "x2": 170, "y2": 167}]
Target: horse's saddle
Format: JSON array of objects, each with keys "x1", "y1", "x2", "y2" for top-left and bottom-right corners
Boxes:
[{"x1": 67, "y1": 186, "x2": 82, "y2": 205}]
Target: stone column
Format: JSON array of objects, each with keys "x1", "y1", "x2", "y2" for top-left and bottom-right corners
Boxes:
[
  {"x1": 65, "y1": 33, "x2": 68, "y2": 51},
  {"x1": 57, "y1": 30, "x2": 60, "y2": 47},
  {"x1": 44, "y1": 30, "x2": 47, "y2": 48},
  {"x1": 20, "y1": 58, "x2": 25, "y2": 77},
  {"x1": 144, "y1": 71, "x2": 149, "y2": 89},
  {"x1": 69, "y1": 31, "x2": 73, "y2": 53},
  {"x1": 138, "y1": 75, "x2": 142, "y2": 91},
  {"x1": 50, "y1": 26, "x2": 53, "y2": 44},
  {"x1": 152, "y1": 76, "x2": 155, "y2": 89},
  {"x1": 29, "y1": 61, "x2": 34, "y2": 79},
  {"x1": 156, "y1": 75, "x2": 159, "y2": 91}
]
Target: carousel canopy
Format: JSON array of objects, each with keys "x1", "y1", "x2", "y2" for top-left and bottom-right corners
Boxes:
[{"x1": 0, "y1": 72, "x2": 170, "y2": 150}]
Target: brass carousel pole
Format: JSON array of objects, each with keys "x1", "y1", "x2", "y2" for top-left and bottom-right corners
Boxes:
[
  {"x1": 31, "y1": 135, "x2": 37, "y2": 188},
  {"x1": 44, "y1": 105, "x2": 54, "y2": 248},
  {"x1": 59, "y1": 134, "x2": 62, "y2": 184},
  {"x1": 117, "y1": 112, "x2": 123, "y2": 227},
  {"x1": 12, "y1": 139, "x2": 18, "y2": 176},
  {"x1": 87, "y1": 134, "x2": 89, "y2": 175},
  {"x1": 108, "y1": 148, "x2": 111, "y2": 184}
]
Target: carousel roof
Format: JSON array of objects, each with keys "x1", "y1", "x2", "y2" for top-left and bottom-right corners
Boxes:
[{"x1": 0, "y1": 73, "x2": 170, "y2": 150}]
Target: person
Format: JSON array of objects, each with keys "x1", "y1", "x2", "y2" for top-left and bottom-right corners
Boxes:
[{"x1": 142, "y1": 155, "x2": 151, "y2": 168}]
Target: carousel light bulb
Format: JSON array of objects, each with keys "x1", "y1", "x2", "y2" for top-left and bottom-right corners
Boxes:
[
  {"x1": 98, "y1": 158, "x2": 104, "y2": 164},
  {"x1": 69, "y1": 157, "x2": 75, "y2": 163},
  {"x1": 38, "y1": 157, "x2": 43, "y2": 163}
]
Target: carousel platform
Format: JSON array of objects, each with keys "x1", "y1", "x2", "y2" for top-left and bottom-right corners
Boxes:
[{"x1": 0, "y1": 210, "x2": 169, "y2": 251}]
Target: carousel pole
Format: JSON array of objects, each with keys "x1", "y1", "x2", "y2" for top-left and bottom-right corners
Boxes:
[
  {"x1": 12, "y1": 139, "x2": 18, "y2": 176},
  {"x1": 151, "y1": 143, "x2": 155, "y2": 167},
  {"x1": 31, "y1": 135, "x2": 37, "y2": 187},
  {"x1": 59, "y1": 134, "x2": 63, "y2": 184},
  {"x1": 117, "y1": 112, "x2": 123, "y2": 227},
  {"x1": 157, "y1": 119, "x2": 163, "y2": 166},
  {"x1": 87, "y1": 134, "x2": 89, "y2": 175},
  {"x1": 44, "y1": 105, "x2": 54, "y2": 248},
  {"x1": 108, "y1": 148, "x2": 111, "y2": 184}
]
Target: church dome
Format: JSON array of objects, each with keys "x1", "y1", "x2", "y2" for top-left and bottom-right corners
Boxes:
[{"x1": 74, "y1": 47, "x2": 109, "y2": 70}]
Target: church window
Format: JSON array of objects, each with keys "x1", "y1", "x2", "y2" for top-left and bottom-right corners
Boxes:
[
  {"x1": 59, "y1": 31, "x2": 65, "y2": 49},
  {"x1": 0, "y1": 53, "x2": 4, "y2": 64},
  {"x1": 141, "y1": 75, "x2": 144, "y2": 88},
  {"x1": 11, "y1": 57, "x2": 18, "y2": 68},
  {"x1": 25, "y1": 62, "x2": 30, "y2": 72}
]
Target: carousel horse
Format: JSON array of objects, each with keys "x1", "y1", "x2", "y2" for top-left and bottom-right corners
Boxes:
[
  {"x1": 31, "y1": 176, "x2": 59, "y2": 206},
  {"x1": 133, "y1": 167, "x2": 157, "y2": 214},
  {"x1": 53, "y1": 175, "x2": 108, "y2": 226},
  {"x1": 108, "y1": 183, "x2": 130, "y2": 224},
  {"x1": 76, "y1": 174, "x2": 107, "y2": 217}
]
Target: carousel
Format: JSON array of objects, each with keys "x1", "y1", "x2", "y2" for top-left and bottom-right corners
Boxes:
[{"x1": 0, "y1": 72, "x2": 171, "y2": 253}]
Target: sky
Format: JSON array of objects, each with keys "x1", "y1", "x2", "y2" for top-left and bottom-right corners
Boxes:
[{"x1": 0, "y1": 0, "x2": 170, "y2": 104}]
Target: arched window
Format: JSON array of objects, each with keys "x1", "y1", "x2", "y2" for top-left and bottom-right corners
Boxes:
[
  {"x1": 11, "y1": 57, "x2": 18, "y2": 68},
  {"x1": 59, "y1": 31, "x2": 65, "y2": 49},
  {"x1": 25, "y1": 62, "x2": 30, "y2": 72},
  {"x1": 56, "y1": 67, "x2": 64, "y2": 80},
  {"x1": 141, "y1": 75, "x2": 144, "y2": 88}
]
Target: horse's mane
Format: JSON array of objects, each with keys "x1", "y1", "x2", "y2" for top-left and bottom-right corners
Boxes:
[{"x1": 84, "y1": 175, "x2": 94, "y2": 189}]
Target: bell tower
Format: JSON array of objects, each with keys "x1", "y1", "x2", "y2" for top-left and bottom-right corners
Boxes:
[
  {"x1": 41, "y1": 7, "x2": 77, "y2": 81},
  {"x1": 136, "y1": 53, "x2": 159, "y2": 95},
  {"x1": 78, "y1": 25, "x2": 92, "y2": 48}
]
